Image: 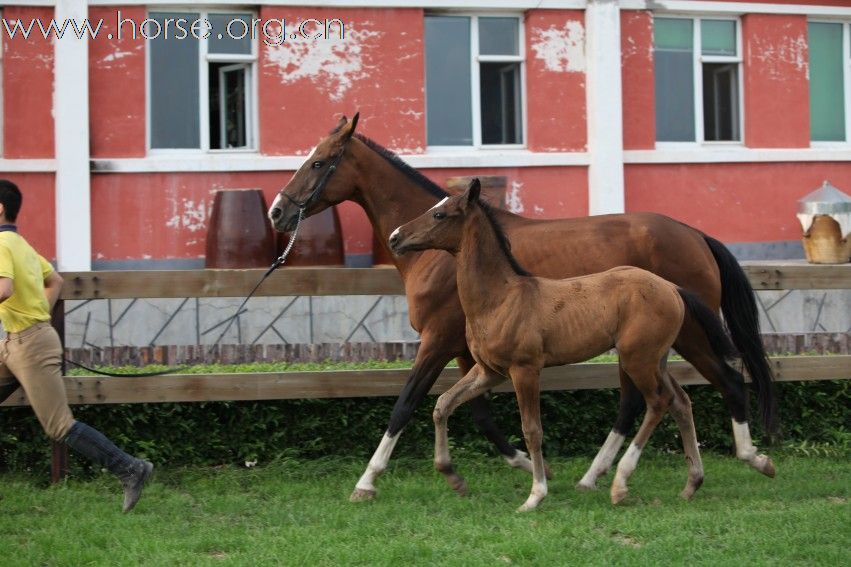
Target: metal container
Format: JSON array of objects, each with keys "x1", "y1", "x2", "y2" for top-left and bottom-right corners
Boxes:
[{"x1": 796, "y1": 181, "x2": 851, "y2": 264}]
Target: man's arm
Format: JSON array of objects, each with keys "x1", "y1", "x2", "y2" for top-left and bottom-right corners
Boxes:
[
  {"x1": 0, "y1": 277, "x2": 12, "y2": 304},
  {"x1": 43, "y1": 271, "x2": 63, "y2": 311}
]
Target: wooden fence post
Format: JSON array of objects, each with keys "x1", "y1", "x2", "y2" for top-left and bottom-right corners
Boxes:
[{"x1": 50, "y1": 298, "x2": 69, "y2": 483}]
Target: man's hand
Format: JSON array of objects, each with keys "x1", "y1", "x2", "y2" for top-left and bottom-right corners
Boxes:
[
  {"x1": 44, "y1": 271, "x2": 63, "y2": 311},
  {"x1": 0, "y1": 277, "x2": 12, "y2": 304}
]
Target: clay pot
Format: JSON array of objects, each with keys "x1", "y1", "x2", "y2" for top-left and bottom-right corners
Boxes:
[
  {"x1": 205, "y1": 189, "x2": 276, "y2": 269},
  {"x1": 278, "y1": 206, "x2": 345, "y2": 266}
]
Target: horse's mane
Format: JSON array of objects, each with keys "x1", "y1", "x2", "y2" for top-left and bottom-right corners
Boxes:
[
  {"x1": 354, "y1": 134, "x2": 449, "y2": 200},
  {"x1": 477, "y1": 200, "x2": 531, "y2": 277}
]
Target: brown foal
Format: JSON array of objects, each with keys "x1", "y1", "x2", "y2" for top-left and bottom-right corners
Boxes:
[{"x1": 390, "y1": 180, "x2": 736, "y2": 510}]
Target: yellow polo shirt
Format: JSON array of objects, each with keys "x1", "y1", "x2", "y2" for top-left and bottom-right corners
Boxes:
[{"x1": 0, "y1": 231, "x2": 54, "y2": 333}]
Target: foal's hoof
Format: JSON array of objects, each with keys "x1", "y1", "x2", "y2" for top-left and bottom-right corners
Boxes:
[
  {"x1": 444, "y1": 473, "x2": 468, "y2": 497},
  {"x1": 610, "y1": 487, "x2": 628, "y2": 505},
  {"x1": 575, "y1": 479, "x2": 597, "y2": 492},
  {"x1": 349, "y1": 487, "x2": 377, "y2": 502},
  {"x1": 751, "y1": 454, "x2": 776, "y2": 478}
]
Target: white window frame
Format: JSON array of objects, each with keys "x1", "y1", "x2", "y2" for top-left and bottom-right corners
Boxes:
[
  {"x1": 145, "y1": 8, "x2": 259, "y2": 155},
  {"x1": 655, "y1": 14, "x2": 744, "y2": 148},
  {"x1": 809, "y1": 19, "x2": 851, "y2": 147},
  {"x1": 425, "y1": 12, "x2": 527, "y2": 152}
]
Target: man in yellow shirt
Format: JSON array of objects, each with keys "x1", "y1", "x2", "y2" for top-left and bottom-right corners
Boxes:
[{"x1": 0, "y1": 180, "x2": 152, "y2": 512}]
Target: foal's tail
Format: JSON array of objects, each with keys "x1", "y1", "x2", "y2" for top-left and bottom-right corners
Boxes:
[
  {"x1": 702, "y1": 235, "x2": 778, "y2": 436},
  {"x1": 677, "y1": 287, "x2": 738, "y2": 372}
]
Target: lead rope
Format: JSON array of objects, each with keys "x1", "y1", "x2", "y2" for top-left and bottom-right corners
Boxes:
[{"x1": 64, "y1": 206, "x2": 307, "y2": 378}]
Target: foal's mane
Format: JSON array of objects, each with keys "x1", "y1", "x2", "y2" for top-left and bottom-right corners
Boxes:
[
  {"x1": 476, "y1": 200, "x2": 531, "y2": 277},
  {"x1": 353, "y1": 134, "x2": 449, "y2": 200}
]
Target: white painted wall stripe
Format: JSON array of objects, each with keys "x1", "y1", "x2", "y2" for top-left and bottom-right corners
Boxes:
[
  {"x1": 54, "y1": 0, "x2": 92, "y2": 270},
  {"x1": 585, "y1": 0, "x2": 625, "y2": 215}
]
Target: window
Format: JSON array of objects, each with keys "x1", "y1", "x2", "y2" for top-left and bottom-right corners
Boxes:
[
  {"x1": 654, "y1": 17, "x2": 742, "y2": 143},
  {"x1": 808, "y1": 22, "x2": 851, "y2": 143},
  {"x1": 424, "y1": 15, "x2": 524, "y2": 147},
  {"x1": 148, "y1": 12, "x2": 256, "y2": 151}
]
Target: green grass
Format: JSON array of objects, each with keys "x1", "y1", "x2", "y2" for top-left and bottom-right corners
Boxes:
[
  {"x1": 1, "y1": 452, "x2": 847, "y2": 566},
  {"x1": 66, "y1": 354, "x2": 622, "y2": 376}
]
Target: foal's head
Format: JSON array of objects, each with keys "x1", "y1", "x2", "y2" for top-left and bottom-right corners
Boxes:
[
  {"x1": 268, "y1": 113, "x2": 360, "y2": 233},
  {"x1": 389, "y1": 179, "x2": 483, "y2": 255}
]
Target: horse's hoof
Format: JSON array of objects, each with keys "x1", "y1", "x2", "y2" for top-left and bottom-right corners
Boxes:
[
  {"x1": 349, "y1": 487, "x2": 376, "y2": 502},
  {"x1": 575, "y1": 480, "x2": 597, "y2": 492},
  {"x1": 450, "y1": 476, "x2": 468, "y2": 497},
  {"x1": 516, "y1": 502, "x2": 537, "y2": 513},
  {"x1": 752, "y1": 455, "x2": 776, "y2": 478},
  {"x1": 610, "y1": 487, "x2": 628, "y2": 505}
]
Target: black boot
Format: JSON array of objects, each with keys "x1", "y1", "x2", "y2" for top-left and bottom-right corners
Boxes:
[{"x1": 63, "y1": 421, "x2": 154, "y2": 512}]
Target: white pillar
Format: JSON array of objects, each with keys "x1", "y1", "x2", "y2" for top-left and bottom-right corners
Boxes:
[
  {"x1": 54, "y1": 0, "x2": 92, "y2": 270},
  {"x1": 585, "y1": 0, "x2": 625, "y2": 215}
]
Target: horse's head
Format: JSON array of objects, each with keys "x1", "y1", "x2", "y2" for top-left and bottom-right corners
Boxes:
[
  {"x1": 268, "y1": 113, "x2": 360, "y2": 232},
  {"x1": 389, "y1": 179, "x2": 481, "y2": 255}
]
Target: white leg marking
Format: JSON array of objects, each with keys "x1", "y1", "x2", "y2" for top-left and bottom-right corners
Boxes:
[
  {"x1": 354, "y1": 432, "x2": 401, "y2": 493},
  {"x1": 505, "y1": 449, "x2": 533, "y2": 473},
  {"x1": 611, "y1": 443, "x2": 642, "y2": 502},
  {"x1": 732, "y1": 420, "x2": 758, "y2": 461},
  {"x1": 578, "y1": 430, "x2": 626, "y2": 490}
]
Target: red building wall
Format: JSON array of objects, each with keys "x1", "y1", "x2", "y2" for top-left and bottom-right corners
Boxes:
[
  {"x1": 88, "y1": 5, "x2": 146, "y2": 158},
  {"x1": 621, "y1": 10, "x2": 655, "y2": 150},
  {"x1": 525, "y1": 10, "x2": 587, "y2": 151},
  {"x1": 2, "y1": 7, "x2": 55, "y2": 158},
  {"x1": 625, "y1": 162, "x2": 851, "y2": 242},
  {"x1": 259, "y1": 7, "x2": 426, "y2": 156},
  {"x1": 743, "y1": 14, "x2": 810, "y2": 148}
]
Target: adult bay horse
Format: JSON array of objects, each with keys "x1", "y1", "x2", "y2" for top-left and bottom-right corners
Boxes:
[
  {"x1": 390, "y1": 179, "x2": 735, "y2": 509},
  {"x1": 268, "y1": 114, "x2": 777, "y2": 501}
]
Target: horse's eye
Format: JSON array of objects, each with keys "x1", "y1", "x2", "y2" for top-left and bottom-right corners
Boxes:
[
  {"x1": 433, "y1": 212, "x2": 446, "y2": 220},
  {"x1": 312, "y1": 161, "x2": 324, "y2": 169}
]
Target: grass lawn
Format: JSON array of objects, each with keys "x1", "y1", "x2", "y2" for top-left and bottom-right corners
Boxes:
[{"x1": 0, "y1": 451, "x2": 848, "y2": 566}]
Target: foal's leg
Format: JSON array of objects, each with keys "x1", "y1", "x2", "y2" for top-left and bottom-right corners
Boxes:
[
  {"x1": 577, "y1": 363, "x2": 642, "y2": 490},
  {"x1": 459, "y1": 353, "x2": 541, "y2": 476},
  {"x1": 611, "y1": 368, "x2": 673, "y2": 505},
  {"x1": 674, "y1": 328, "x2": 775, "y2": 477},
  {"x1": 351, "y1": 336, "x2": 456, "y2": 502},
  {"x1": 433, "y1": 364, "x2": 507, "y2": 496},
  {"x1": 667, "y1": 378, "x2": 704, "y2": 500},
  {"x1": 510, "y1": 366, "x2": 547, "y2": 512}
]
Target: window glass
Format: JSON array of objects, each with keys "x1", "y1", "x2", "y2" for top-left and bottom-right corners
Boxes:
[
  {"x1": 703, "y1": 63, "x2": 739, "y2": 141},
  {"x1": 149, "y1": 12, "x2": 200, "y2": 149},
  {"x1": 654, "y1": 18, "x2": 695, "y2": 142},
  {"x1": 701, "y1": 20, "x2": 736, "y2": 56},
  {"x1": 425, "y1": 16, "x2": 472, "y2": 145},
  {"x1": 808, "y1": 22, "x2": 845, "y2": 142},
  {"x1": 479, "y1": 17, "x2": 519, "y2": 56},
  {"x1": 209, "y1": 13, "x2": 253, "y2": 55},
  {"x1": 480, "y1": 63, "x2": 522, "y2": 144}
]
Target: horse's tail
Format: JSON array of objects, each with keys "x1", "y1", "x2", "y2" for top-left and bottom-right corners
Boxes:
[{"x1": 701, "y1": 235, "x2": 778, "y2": 435}]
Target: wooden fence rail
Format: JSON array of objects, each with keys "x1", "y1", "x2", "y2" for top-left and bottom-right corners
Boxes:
[{"x1": 0, "y1": 260, "x2": 848, "y2": 410}]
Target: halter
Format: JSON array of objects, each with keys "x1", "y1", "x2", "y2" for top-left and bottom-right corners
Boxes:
[{"x1": 283, "y1": 138, "x2": 349, "y2": 212}]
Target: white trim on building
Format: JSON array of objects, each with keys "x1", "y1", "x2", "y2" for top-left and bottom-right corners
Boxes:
[{"x1": 53, "y1": 0, "x2": 92, "y2": 271}]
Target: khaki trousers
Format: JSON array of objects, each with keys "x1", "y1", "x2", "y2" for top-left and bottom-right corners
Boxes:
[{"x1": 0, "y1": 321, "x2": 75, "y2": 440}]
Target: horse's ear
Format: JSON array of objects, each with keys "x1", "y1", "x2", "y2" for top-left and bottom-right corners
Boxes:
[
  {"x1": 464, "y1": 177, "x2": 482, "y2": 204},
  {"x1": 332, "y1": 115, "x2": 348, "y2": 134},
  {"x1": 340, "y1": 112, "x2": 360, "y2": 141}
]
